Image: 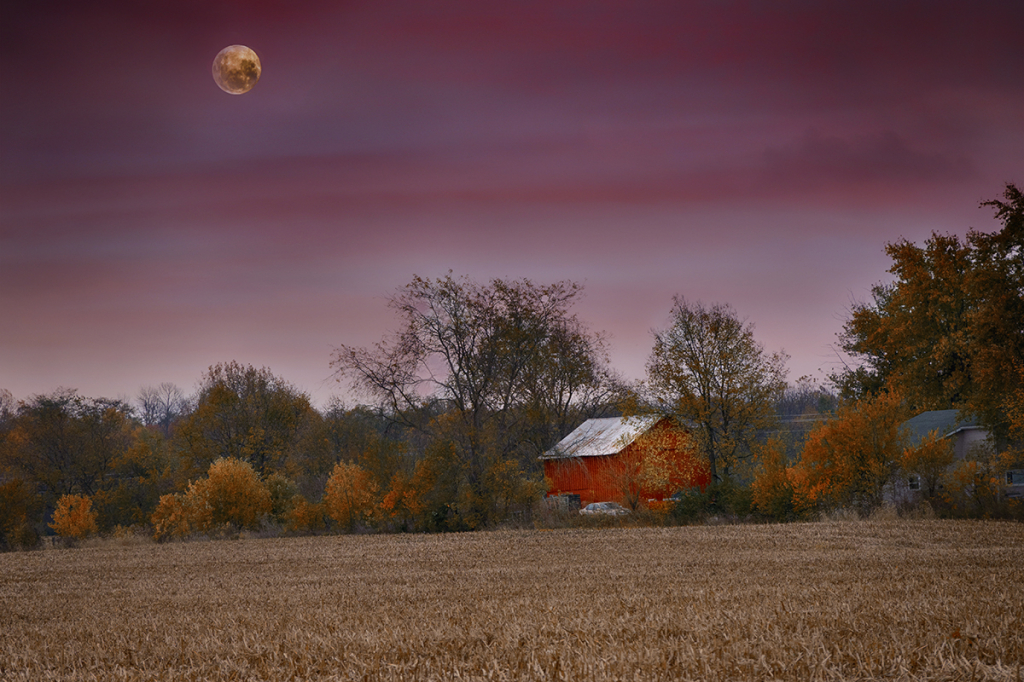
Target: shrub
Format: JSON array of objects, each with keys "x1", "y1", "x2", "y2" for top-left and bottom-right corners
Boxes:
[
  {"x1": 151, "y1": 492, "x2": 200, "y2": 541},
  {"x1": 941, "y1": 449, "x2": 1023, "y2": 519},
  {"x1": 285, "y1": 496, "x2": 326, "y2": 533},
  {"x1": 900, "y1": 432, "x2": 955, "y2": 500},
  {"x1": 197, "y1": 457, "x2": 272, "y2": 530},
  {"x1": 671, "y1": 480, "x2": 751, "y2": 523},
  {"x1": 50, "y1": 494, "x2": 99, "y2": 540},
  {"x1": 150, "y1": 457, "x2": 272, "y2": 541}
]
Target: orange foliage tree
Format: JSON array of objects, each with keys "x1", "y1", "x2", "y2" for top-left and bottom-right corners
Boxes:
[
  {"x1": 50, "y1": 494, "x2": 99, "y2": 540},
  {"x1": 943, "y1": 456, "x2": 1003, "y2": 518},
  {"x1": 151, "y1": 492, "x2": 198, "y2": 541},
  {"x1": 323, "y1": 461, "x2": 379, "y2": 531},
  {"x1": 376, "y1": 457, "x2": 448, "y2": 531},
  {"x1": 197, "y1": 457, "x2": 272, "y2": 529},
  {"x1": 790, "y1": 391, "x2": 909, "y2": 515}
]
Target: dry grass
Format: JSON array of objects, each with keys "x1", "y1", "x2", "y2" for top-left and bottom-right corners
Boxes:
[{"x1": 1, "y1": 520, "x2": 1022, "y2": 681}]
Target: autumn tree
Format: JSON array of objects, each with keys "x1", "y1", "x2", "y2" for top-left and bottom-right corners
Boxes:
[
  {"x1": 91, "y1": 424, "x2": 180, "y2": 530},
  {"x1": 1002, "y1": 367, "x2": 1024, "y2": 471},
  {"x1": 323, "y1": 461, "x2": 379, "y2": 531},
  {"x1": 266, "y1": 472, "x2": 301, "y2": 524},
  {"x1": 645, "y1": 297, "x2": 788, "y2": 484},
  {"x1": 0, "y1": 478, "x2": 41, "y2": 550},
  {"x1": 174, "y1": 362, "x2": 317, "y2": 479},
  {"x1": 790, "y1": 391, "x2": 910, "y2": 515},
  {"x1": 900, "y1": 431, "x2": 955, "y2": 500},
  {"x1": 943, "y1": 453, "x2": 1011, "y2": 518},
  {"x1": 376, "y1": 448, "x2": 455, "y2": 531},
  {"x1": 197, "y1": 457, "x2": 272, "y2": 529},
  {"x1": 287, "y1": 402, "x2": 405, "y2": 503},
  {"x1": 332, "y1": 274, "x2": 621, "y2": 527},
  {"x1": 0, "y1": 390, "x2": 40, "y2": 549},
  {"x1": 151, "y1": 457, "x2": 271, "y2": 540},
  {"x1": 833, "y1": 183, "x2": 1024, "y2": 442},
  {"x1": 749, "y1": 437, "x2": 796, "y2": 521},
  {"x1": 0, "y1": 390, "x2": 136, "y2": 508},
  {"x1": 49, "y1": 494, "x2": 99, "y2": 540}
]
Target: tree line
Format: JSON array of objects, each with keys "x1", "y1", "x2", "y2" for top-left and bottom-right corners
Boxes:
[{"x1": 2, "y1": 184, "x2": 1022, "y2": 548}]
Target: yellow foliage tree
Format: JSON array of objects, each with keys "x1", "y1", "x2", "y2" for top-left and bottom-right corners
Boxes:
[
  {"x1": 150, "y1": 457, "x2": 271, "y2": 540},
  {"x1": 323, "y1": 461, "x2": 379, "y2": 531},
  {"x1": 50, "y1": 494, "x2": 99, "y2": 540},
  {"x1": 151, "y1": 493, "x2": 199, "y2": 541},
  {"x1": 192, "y1": 457, "x2": 272, "y2": 530}
]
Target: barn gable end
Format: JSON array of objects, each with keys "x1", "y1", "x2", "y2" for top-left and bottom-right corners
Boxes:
[{"x1": 540, "y1": 416, "x2": 709, "y2": 507}]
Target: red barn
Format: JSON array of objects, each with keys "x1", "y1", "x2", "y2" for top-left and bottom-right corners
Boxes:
[{"x1": 540, "y1": 415, "x2": 709, "y2": 508}]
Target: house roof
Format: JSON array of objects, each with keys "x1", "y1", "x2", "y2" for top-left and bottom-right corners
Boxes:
[
  {"x1": 540, "y1": 415, "x2": 664, "y2": 460},
  {"x1": 902, "y1": 409, "x2": 982, "y2": 444}
]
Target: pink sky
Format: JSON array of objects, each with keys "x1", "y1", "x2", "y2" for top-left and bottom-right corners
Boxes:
[{"x1": 2, "y1": 0, "x2": 1022, "y2": 407}]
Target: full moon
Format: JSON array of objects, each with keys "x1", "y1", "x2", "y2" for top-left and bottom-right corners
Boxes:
[{"x1": 212, "y1": 45, "x2": 261, "y2": 95}]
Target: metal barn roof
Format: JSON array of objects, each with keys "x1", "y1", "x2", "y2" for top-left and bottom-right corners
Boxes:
[{"x1": 540, "y1": 415, "x2": 664, "y2": 460}]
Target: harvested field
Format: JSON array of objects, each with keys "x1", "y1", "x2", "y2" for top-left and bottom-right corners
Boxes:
[{"x1": 1, "y1": 521, "x2": 1022, "y2": 681}]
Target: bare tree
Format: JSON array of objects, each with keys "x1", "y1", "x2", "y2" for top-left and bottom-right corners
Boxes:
[
  {"x1": 0, "y1": 388, "x2": 15, "y2": 431},
  {"x1": 136, "y1": 383, "x2": 189, "y2": 437},
  {"x1": 332, "y1": 273, "x2": 622, "y2": 526}
]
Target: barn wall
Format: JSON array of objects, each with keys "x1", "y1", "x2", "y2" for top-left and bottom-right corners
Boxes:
[{"x1": 542, "y1": 456, "x2": 617, "y2": 505}]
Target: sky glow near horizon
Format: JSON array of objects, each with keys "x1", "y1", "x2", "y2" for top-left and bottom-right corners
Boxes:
[{"x1": 2, "y1": 1, "x2": 1022, "y2": 407}]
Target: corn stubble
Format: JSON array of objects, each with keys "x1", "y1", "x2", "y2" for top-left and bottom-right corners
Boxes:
[{"x1": 1, "y1": 521, "x2": 1021, "y2": 681}]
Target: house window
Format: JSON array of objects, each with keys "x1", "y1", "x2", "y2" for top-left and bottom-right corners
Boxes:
[
  {"x1": 907, "y1": 474, "x2": 921, "y2": 491},
  {"x1": 1006, "y1": 470, "x2": 1024, "y2": 486}
]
